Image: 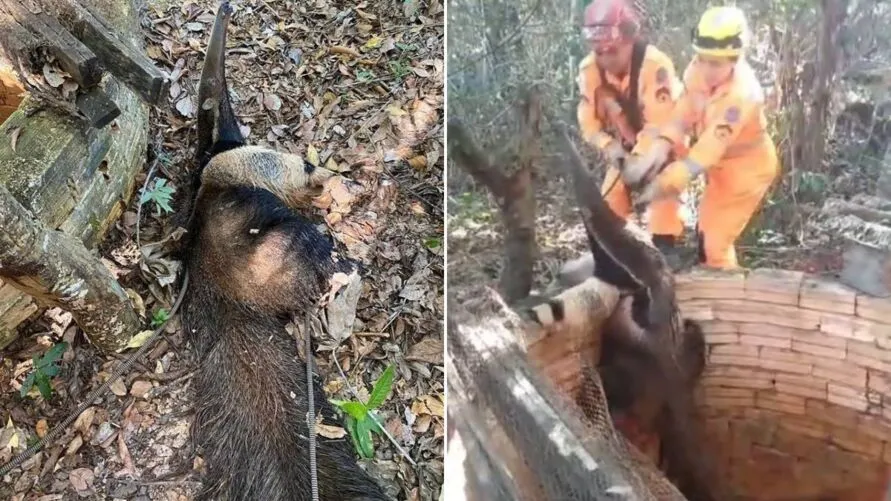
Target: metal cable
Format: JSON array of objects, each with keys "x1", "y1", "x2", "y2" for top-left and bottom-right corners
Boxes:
[
  {"x1": 0, "y1": 273, "x2": 190, "y2": 476},
  {"x1": 304, "y1": 308, "x2": 319, "y2": 501}
]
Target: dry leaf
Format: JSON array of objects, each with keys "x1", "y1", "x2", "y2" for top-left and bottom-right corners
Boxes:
[
  {"x1": 411, "y1": 395, "x2": 444, "y2": 418},
  {"x1": 407, "y1": 155, "x2": 427, "y2": 170},
  {"x1": 403, "y1": 0, "x2": 420, "y2": 18},
  {"x1": 316, "y1": 423, "x2": 347, "y2": 439},
  {"x1": 412, "y1": 414, "x2": 432, "y2": 433},
  {"x1": 65, "y1": 434, "x2": 84, "y2": 456},
  {"x1": 406, "y1": 337, "x2": 443, "y2": 364},
  {"x1": 42, "y1": 64, "x2": 64, "y2": 87},
  {"x1": 175, "y1": 97, "x2": 194, "y2": 117},
  {"x1": 73, "y1": 407, "x2": 97, "y2": 436},
  {"x1": 118, "y1": 330, "x2": 155, "y2": 352},
  {"x1": 8, "y1": 127, "x2": 21, "y2": 152},
  {"x1": 69, "y1": 468, "x2": 94, "y2": 493},
  {"x1": 329, "y1": 46, "x2": 361, "y2": 58},
  {"x1": 110, "y1": 379, "x2": 127, "y2": 397},
  {"x1": 364, "y1": 36, "x2": 383, "y2": 50},
  {"x1": 263, "y1": 93, "x2": 282, "y2": 111},
  {"x1": 130, "y1": 380, "x2": 152, "y2": 399},
  {"x1": 115, "y1": 432, "x2": 137, "y2": 478},
  {"x1": 307, "y1": 144, "x2": 320, "y2": 167},
  {"x1": 35, "y1": 419, "x2": 48, "y2": 438}
]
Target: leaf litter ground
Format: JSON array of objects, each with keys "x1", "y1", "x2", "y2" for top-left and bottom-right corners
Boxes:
[{"x1": 0, "y1": 1, "x2": 443, "y2": 500}]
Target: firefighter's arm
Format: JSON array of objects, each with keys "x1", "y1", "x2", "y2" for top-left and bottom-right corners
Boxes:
[
  {"x1": 576, "y1": 63, "x2": 614, "y2": 150},
  {"x1": 623, "y1": 77, "x2": 688, "y2": 186},
  {"x1": 656, "y1": 98, "x2": 757, "y2": 193},
  {"x1": 634, "y1": 60, "x2": 682, "y2": 151}
]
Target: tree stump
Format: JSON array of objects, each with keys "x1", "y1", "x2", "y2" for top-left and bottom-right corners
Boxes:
[{"x1": 0, "y1": 0, "x2": 167, "y2": 351}]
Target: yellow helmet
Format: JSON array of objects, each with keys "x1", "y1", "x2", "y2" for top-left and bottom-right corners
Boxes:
[{"x1": 692, "y1": 6, "x2": 749, "y2": 58}]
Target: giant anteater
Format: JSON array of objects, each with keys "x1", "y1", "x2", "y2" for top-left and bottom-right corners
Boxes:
[{"x1": 180, "y1": 3, "x2": 390, "y2": 500}]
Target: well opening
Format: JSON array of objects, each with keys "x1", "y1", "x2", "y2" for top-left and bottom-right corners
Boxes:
[{"x1": 679, "y1": 268, "x2": 891, "y2": 500}]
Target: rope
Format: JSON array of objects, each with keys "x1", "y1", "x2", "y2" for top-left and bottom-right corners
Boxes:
[{"x1": 0, "y1": 273, "x2": 190, "y2": 477}]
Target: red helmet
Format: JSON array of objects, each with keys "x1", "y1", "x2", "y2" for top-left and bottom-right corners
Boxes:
[{"x1": 582, "y1": 0, "x2": 640, "y2": 50}]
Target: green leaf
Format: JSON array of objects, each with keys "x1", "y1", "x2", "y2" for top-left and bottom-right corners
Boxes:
[
  {"x1": 140, "y1": 178, "x2": 176, "y2": 215},
  {"x1": 424, "y1": 237, "x2": 441, "y2": 250},
  {"x1": 42, "y1": 365, "x2": 60, "y2": 377},
  {"x1": 20, "y1": 372, "x2": 35, "y2": 398},
  {"x1": 331, "y1": 399, "x2": 369, "y2": 420},
  {"x1": 345, "y1": 416, "x2": 364, "y2": 457},
  {"x1": 366, "y1": 365, "x2": 395, "y2": 410},
  {"x1": 35, "y1": 371, "x2": 52, "y2": 400},
  {"x1": 342, "y1": 402, "x2": 369, "y2": 420},
  {"x1": 151, "y1": 308, "x2": 170, "y2": 328},
  {"x1": 39, "y1": 342, "x2": 68, "y2": 367},
  {"x1": 354, "y1": 416, "x2": 375, "y2": 458},
  {"x1": 367, "y1": 411, "x2": 384, "y2": 435}
]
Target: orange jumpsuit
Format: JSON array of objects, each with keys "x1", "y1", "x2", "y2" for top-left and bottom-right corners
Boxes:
[
  {"x1": 576, "y1": 45, "x2": 685, "y2": 237},
  {"x1": 640, "y1": 58, "x2": 779, "y2": 269}
]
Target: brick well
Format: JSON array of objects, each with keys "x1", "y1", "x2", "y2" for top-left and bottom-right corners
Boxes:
[{"x1": 680, "y1": 268, "x2": 891, "y2": 500}]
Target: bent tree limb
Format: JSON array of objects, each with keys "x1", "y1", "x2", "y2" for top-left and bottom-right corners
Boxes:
[
  {"x1": 448, "y1": 90, "x2": 541, "y2": 302},
  {"x1": 0, "y1": 184, "x2": 139, "y2": 352}
]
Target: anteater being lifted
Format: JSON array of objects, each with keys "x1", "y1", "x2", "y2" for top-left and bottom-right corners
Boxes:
[{"x1": 180, "y1": 3, "x2": 389, "y2": 500}]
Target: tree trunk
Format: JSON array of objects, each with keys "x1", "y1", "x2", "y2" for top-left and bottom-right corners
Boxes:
[
  {"x1": 802, "y1": 0, "x2": 849, "y2": 172},
  {"x1": 0, "y1": 184, "x2": 139, "y2": 352},
  {"x1": 878, "y1": 143, "x2": 891, "y2": 200},
  {"x1": 448, "y1": 91, "x2": 541, "y2": 303}
]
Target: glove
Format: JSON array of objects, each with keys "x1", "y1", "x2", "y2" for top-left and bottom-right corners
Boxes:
[
  {"x1": 602, "y1": 140, "x2": 627, "y2": 165},
  {"x1": 622, "y1": 138, "x2": 672, "y2": 187},
  {"x1": 635, "y1": 160, "x2": 693, "y2": 206}
]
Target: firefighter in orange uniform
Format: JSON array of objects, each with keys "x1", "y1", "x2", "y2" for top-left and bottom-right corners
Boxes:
[
  {"x1": 627, "y1": 6, "x2": 779, "y2": 270},
  {"x1": 576, "y1": 0, "x2": 685, "y2": 259}
]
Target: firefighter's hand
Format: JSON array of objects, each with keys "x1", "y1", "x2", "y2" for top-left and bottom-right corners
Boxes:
[
  {"x1": 602, "y1": 140, "x2": 627, "y2": 165},
  {"x1": 623, "y1": 139, "x2": 672, "y2": 186},
  {"x1": 634, "y1": 161, "x2": 692, "y2": 207}
]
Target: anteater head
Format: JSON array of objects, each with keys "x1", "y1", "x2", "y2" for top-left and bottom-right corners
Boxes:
[
  {"x1": 187, "y1": 2, "x2": 348, "y2": 316},
  {"x1": 194, "y1": 2, "x2": 334, "y2": 207}
]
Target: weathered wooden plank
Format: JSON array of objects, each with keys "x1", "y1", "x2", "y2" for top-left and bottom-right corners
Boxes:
[
  {"x1": 75, "y1": 86, "x2": 120, "y2": 128},
  {"x1": 0, "y1": 3, "x2": 41, "y2": 55},
  {"x1": 0, "y1": 0, "x2": 150, "y2": 348},
  {"x1": 2, "y1": 0, "x2": 102, "y2": 86},
  {"x1": 56, "y1": 0, "x2": 169, "y2": 105},
  {"x1": 0, "y1": 108, "x2": 111, "y2": 224},
  {"x1": 60, "y1": 77, "x2": 147, "y2": 245},
  {"x1": 0, "y1": 182, "x2": 140, "y2": 352}
]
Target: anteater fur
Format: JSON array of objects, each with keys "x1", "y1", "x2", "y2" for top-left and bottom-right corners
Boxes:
[{"x1": 180, "y1": 3, "x2": 389, "y2": 500}]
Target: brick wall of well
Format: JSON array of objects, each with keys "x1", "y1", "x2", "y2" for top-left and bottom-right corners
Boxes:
[{"x1": 678, "y1": 268, "x2": 891, "y2": 501}]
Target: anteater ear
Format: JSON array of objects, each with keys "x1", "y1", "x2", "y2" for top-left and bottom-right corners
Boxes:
[{"x1": 196, "y1": 1, "x2": 244, "y2": 165}]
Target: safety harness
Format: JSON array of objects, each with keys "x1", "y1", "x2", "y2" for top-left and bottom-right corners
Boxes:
[{"x1": 597, "y1": 39, "x2": 648, "y2": 150}]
